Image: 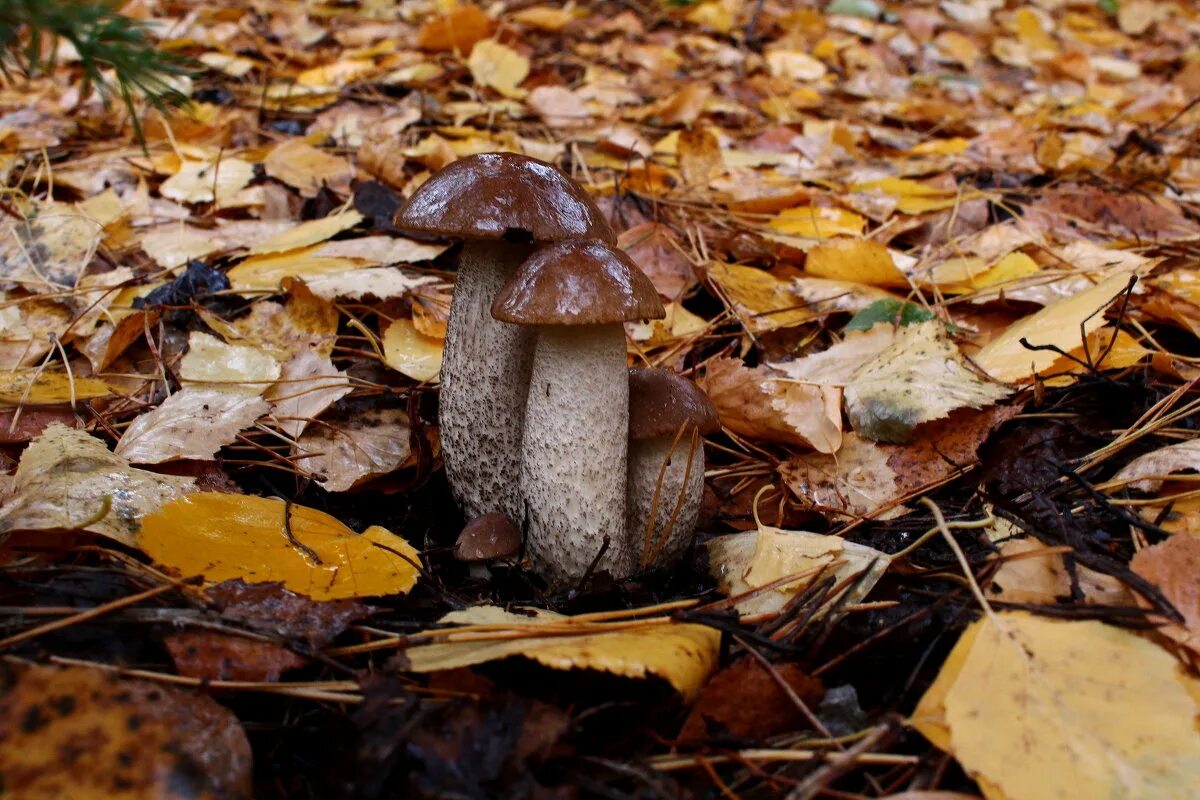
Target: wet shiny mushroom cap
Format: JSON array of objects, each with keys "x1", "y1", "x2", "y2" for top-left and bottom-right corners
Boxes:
[
  {"x1": 628, "y1": 368, "x2": 720, "y2": 440},
  {"x1": 453, "y1": 512, "x2": 522, "y2": 562},
  {"x1": 393, "y1": 153, "x2": 616, "y2": 245},
  {"x1": 491, "y1": 239, "x2": 665, "y2": 325}
]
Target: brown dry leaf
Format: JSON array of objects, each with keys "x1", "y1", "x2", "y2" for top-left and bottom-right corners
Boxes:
[
  {"x1": 845, "y1": 321, "x2": 1010, "y2": 443},
  {"x1": 263, "y1": 140, "x2": 354, "y2": 197},
  {"x1": 707, "y1": 523, "x2": 890, "y2": 617},
  {"x1": 1026, "y1": 185, "x2": 1199, "y2": 243},
  {"x1": 468, "y1": 39, "x2": 529, "y2": 98},
  {"x1": 0, "y1": 663, "x2": 252, "y2": 799},
  {"x1": 139, "y1": 493, "x2": 421, "y2": 600},
  {"x1": 791, "y1": 275, "x2": 897, "y2": 319},
  {"x1": 649, "y1": 83, "x2": 711, "y2": 127},
  {"x1": 220, "y1": 282, "x2": 339, "y2": 359},
  {"x1": 399, "y1": 605, "x2": 719, "y2": 700},
  {"x1": 295, "y1": 408, "x2": 412, "y2": 492},
  {"x1": 617, "y1": 223, "x2": 697, "y2": 301},
  {"x1": 884, "y1": 405, "x2": 1022, "y2": 495},
  {"x1": 1130, "y1": 535, "x2": 1200, "y2": 657},
  {"x1": 779, "y1": 434, "x2": 907, "y2": 521},
  {"x1": 678, "y1": 657, "x2": 823, "y2": 743},
  {"x1": 115, "y1": 389, "x2": 270, "y2": 465},
  {"x1": 1111, "y1": 439, "x2": 1200, "y2": 493},
  {"x1": 417, "y1": 4, "x2": 494, "y2": 54},
  {"x1": 165, "y1": 630, "x2": 307, "y2": 682},
  {"x1": 0, "y1": 423, "x2": 196, "y2": 547},
  {"x1": 804, "y1": 238, "x2": 909, "y2": 288},
  {"x1": 265, "y1": 350, "x2": 352, "y2": 439},
  {"x1": 382, "y1": 318, "x2": 443, "y2": 382},
  {"x1": 974, "y1": 273, "x2": 1135, "y2": 383},
  {"x1": 911, "y1": 612, "x2": 1200, "y2": 800},
  {"x1": 313, "y1": 235, "x2": 447, "y2": 265},
  {"x1": 700, "y1": 357, "x2": 840, "y2": 452}
]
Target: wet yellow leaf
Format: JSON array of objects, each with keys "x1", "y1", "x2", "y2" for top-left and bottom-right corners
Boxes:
[
  {"x1": 263, "y1": 141, "x2": 355, "y2": 198},
  {"x1": 249, "y1": 210, "x2": 364, "y2": 255},
  {"x1": 708, "y1": 261, "x2": 812, "y2": 332},
  {"x1": 227, "y1": 247, "x2": 369, "y2": 292},
  {"x1": 401, "y1": 605, "x2": 719, "y2": 700},
  {"x1": 0, "y1": 370, "x2": 113, "y2": 407},
  {"x1": 851, "y1": 177, "x2": 981, "y2": 215},
  {"x1": 974, "y1": 273, "x2": 1134, "y2": 383},
  {"x1": 804, "y1": 238, "x2": 908, "y2": 288},
  {"x1": 912, "y1": 612, "x2": 1200, "y2": 800},
  {"x1": 1042, "y1": 329, "x2": 1148, "y2": 386},
  {"x1": 296, "y1": 57, "x2": 379, "y2": 88},
  {"x1": 159, "y1": 157, "x2": 254, "y2": 205},
  {"x1": 0, "y1": 423, "x2": 196, "y2": 547},
  {"x1": 467, "y1": 39, "x2": 529, "y2": 98},
  {"x1": 1015, "y1": 7, "x2": 1057, "y2": 58},
  {"x1": 180, "y1": 331, "x2": 281, "y2": 392},
  {"x1": 382, "y1": 318, "x2": 443, "y2": 382},
  {"x1": 139, "y1": 493, "x2": 421, "y2": 600},
  {"x1": 907, "y1": 137, "x2": 970, "y2": 156},
  {"x1": 769, "y1": 206, "x2": 866, "y2": 239}
]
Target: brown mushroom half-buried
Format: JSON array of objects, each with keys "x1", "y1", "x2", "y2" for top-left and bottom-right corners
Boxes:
[
  {"x1": 454, "y1": 512, "x2": 522, "y2": 579},
  {"x1": 626, "y1": 368, "x2": 720, "y2": 571},
  {"x1": 393, "y1": 153, "x2": 615, "y2": 524},
  {"x1": 492, "y1": 240, "x2": 665, "y2": 582}
]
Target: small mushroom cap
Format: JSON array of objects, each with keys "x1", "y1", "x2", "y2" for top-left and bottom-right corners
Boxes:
[
  {"x1": 393, "y1": 153, "x2": 616, "y2": 245},
  {"x1": 453, "y1": 512, "x2": 522, "y2": 562},
  {"x1": 491, "y1": 240, "x2": 666, "y2": 325},
  {"x1": 628, "y1": 368, "x2": 720, "y2": 440}
]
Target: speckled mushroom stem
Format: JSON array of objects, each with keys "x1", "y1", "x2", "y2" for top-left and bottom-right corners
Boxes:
[
  {"x1": 439, "y1": 240, "x2": 535, "y2": 523},
  {"x1": 521, "y1": 324, "x2": 631, "y2": 582},
  {"x1": 627, "y1": 432, "x2": 704, "y2": 570}
]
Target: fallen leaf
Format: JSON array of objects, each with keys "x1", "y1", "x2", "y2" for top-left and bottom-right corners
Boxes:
[
  {"x1": 114, "y1": 389, "x2": 270, "y2": 464},
  {"x1": 302, "y1": 267, "x2": 438, "y2": 301},
  {"x1": 139, "y1": 493, "x2": 421, "y2": 600},
  {"x1": 974, "y1": 273, "x2": 1135, "y2": 383},
  {"x1": 678, "y1": 658, "x2": 823, "y2": 742},
  {"x1": 527, "y1": 86, "x2": 590, "y2": 129},
  {"x1": 249, "y1": 210, "x2": 364, "y2": 255},
  {"x1": 845, "y1": 321, "x2": 1010, "y2": 443},
  {"x1": 0, "y1": 201, "x2": 102, "y2": 290},
  {"x1": 382, "y1": 318, "x2": 443, "y2": 382},
  {"x1": 160, "y1": 157, "x2": 255, "y2": 206},
  {"x1": 165, "y1": 630, "x2": 307, "y2": 682},
  {"x1": 295, "y1": 407, "x2": 412, "y2": 492},
  {"x1": 804, "y1": 238, "x2": 909, "y2": 288},
  {"x1": 265, "y1": 350, "x2": 352, "y2": 439},
  {"x1": 770, "y1": 326, "x2": 898, "y2": 385},
  {"x1": 227, "y1": 247, "x2": 369, "y2": 292},
  {"x1": 263, "y1": 140, "x2": 354, "y2": 197},
  {"x1": 1130, "y1": 535, "x2": 1200, "y2": 657},
  {"x1": 417, "y1": 4, "x2": 494, "y2": 54},
  {"x1": 617, "y1": 223, "x2": 697, "y2": 301},
  {"x1": 912, "y1": 612, "x2": 1200, "y2": 800},
  {"x1": 708, "y1": 261, "x2": 814, "y2": 332},
  {"x1": 1111, "y1": 439, "x2": 1200, "y2": 493},
  {"x1": 884, "y1": 405, "x2": 1022, "y2": 495},
  {"x1": 468, "y1": 39, "x2": 529, "y2": 98},
  {"x1": 0, "y1": 663, "x2": 252, "y2": 799},
  {"x1": 398, "y1": 605, "x2": 719, "y2": 700},
  {"x1": 769, "y1": 206, "x2": 867, "y2": 239},
  {"x1": 0, "y1": 423, "x2": 196, "y2": 547},
  {"x1": 779, "y1": 434, "x2": 907, "y2": 521},
  {"x1": 988, "y1": 538, "x2": 1133, "y2": 606},
  {"x1": 180, "y1": 331, "x2": 281, "y2": 392}
]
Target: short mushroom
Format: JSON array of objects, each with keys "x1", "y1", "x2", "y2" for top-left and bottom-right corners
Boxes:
[
  {"x1": 626, "y1": 368, "x2": 720, "y2": 571},
  {"x1": 492, "y1": 240, "x2": 665, "y2": 582},
  {"x1": 454, "y1": 512, "x2": 522, "y2": 579},
  {"x1": 393, "y1": 153, "x2": 614, "y2": 524}
]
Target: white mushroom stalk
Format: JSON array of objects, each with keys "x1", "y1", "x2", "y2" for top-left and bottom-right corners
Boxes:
[{"x1": 628, "y1": 427, "x2": 704, "y2": 569}]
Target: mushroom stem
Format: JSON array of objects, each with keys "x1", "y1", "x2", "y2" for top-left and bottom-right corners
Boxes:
[
  {"x1": 627, "y1": 430, "x2": 704, "y2": 570},
  {"x1": 439, "y1": 240, "x2": 536, "y2": 523},
  {"x1": 522, "y1": 324, "x2": 630, "y2": 582}
]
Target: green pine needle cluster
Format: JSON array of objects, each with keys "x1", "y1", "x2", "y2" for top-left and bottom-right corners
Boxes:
[{"x1": 0, "y1": 0, "x2": 193, "y2": 137}]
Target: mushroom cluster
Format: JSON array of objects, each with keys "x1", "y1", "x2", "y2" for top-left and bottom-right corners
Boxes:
[{"x1": 395, "y1": 154, "x2": 719, "y2": 583}]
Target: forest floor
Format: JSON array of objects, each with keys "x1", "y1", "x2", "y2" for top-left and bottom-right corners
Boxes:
[{"x1": 1, "y1": 0, "x2": 1200, "y2": 798}]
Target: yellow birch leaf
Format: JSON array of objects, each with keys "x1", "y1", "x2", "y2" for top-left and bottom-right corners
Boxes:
[
  {"x1": 804, "y1": 238, "x2": 909, "y2": 288},
  {"x1": 708, "y1": 262, "x2": 813, "y2": 332},
  {"x1": 249, "y1": 211, "x2": 364, "y2": 256},
  {"x1": 907, "y1": 138, "x2": 970, "y2": 156},
  {"x1": 180, "y1": 331, "x2": 281, "y2": 392},
  {"x1": 769, "y1": 206, "x2": 866, "y2": 239},
  {"x1": 913, "y1": 613, "x2": 1200, "y2": 800},
  {"x1": 159, "y1": 158, "x2": 254, "y2": 205},
  {"x1": 400, "y1": 605, "x2": 719, "y2": 700},
  {"x1": 138, "y1": 493, "x2": 421, "y2": 601},
  {"x1": 296, "y1": 57, "x2": 379, "y2": 88},
  {"x1": 228, "y1": 247, "x2": 369, "y2": 292},
  {"x1": 0, "y1": 370, "x2": 113, "y2": 407},
  {"x1": 0, "y1": 423, "x2": 196, "y2": 547},
  {"x1": 1015, "y1": 7, "x2": 1057, "y2": 57},
  {"x1": 263, "y1": 141, "x2": 355, "y2": 198},
  {"x1": 974, "y1": 273, "x2": 1134, "y2": 382},
  {"x1": 467, "y1": 39, "x2": 529, "y2": 98},
  {"x1": 1042, "y1": 329, "x2": 1148, "y2": 386},
  {"x1": 382, "y1": 318, "x2": 443, "y2": 382}
]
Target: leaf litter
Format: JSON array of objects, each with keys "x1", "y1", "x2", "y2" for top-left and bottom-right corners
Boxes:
[{"x1": 1, "y1": 0, "x2": 1200, "y2": 797}]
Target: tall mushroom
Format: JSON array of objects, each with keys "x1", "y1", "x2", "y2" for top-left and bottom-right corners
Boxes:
[
  {"x1": 492, "y1": 240, "x2": 665, "y2": 582},
  {"x1": 626, "y1": 368, "x2": 720, "y2": 571},
  {"x1": 393, "y1": 153, "x2": 615, "y2": 524}
]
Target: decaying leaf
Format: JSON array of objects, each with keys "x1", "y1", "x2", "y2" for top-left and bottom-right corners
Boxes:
[
  {"x1": 1111, "y1": 439, "x2": 1200, "y2": 493},
  {"x1": 265, "y1": 350, "x2": 352, "y2": 439},
  {"x1": 0, "y1": 663, "x2": 252, "y2": 799},
  {"x1": 779, "y1": 434, "x2": 907, "y2": 520},
  {"x1": 707, "y1": 522, "x2": 890, "y2": 616},
  {"x1": 139, "y1": 493, "x2": 421, "y2": 600},
  {"x1": 115, "y1": 389, "x2": 270, "y2": 465},
  {"x1": 1130, "y1": 535, "x2": 1200, "y2": 657},
  {"x1": 912, "y1": 613, "x2": 1200, "y2": 799},
  {"x1": 398, "y1": 605, "x2": 719, "y2": 700},
  {"x1": 845, "y1": 321, "x2": 1009, "y2": 443},
  {"x1": 295, "y1": 408, "x2": 412, "y2": 492},
  {"x1": 988, "y1": 538, "x2": 1132, "y2": 607},
  {"x1": 0, "y1": 423, "x2": 196, "y2": 547}
]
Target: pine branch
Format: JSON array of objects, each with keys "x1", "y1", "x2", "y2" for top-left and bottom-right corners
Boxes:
[{"x1": 0, "y1": 0, "x2": 194, "y2": 140}]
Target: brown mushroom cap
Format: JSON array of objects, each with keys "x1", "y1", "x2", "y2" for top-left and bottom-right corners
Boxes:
[
  {"x1": 453, "y1": 512, "x2": 521, "y2": 562},
  {"x1": 628, "y1": 368, "x2": 720, "y2": 440},
  {"x1": 491, "y1": 240, "x2": 666, "y2": 325},
  {"x1": 393, "y1": 153, "x2": 616, "y2": 245}
]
